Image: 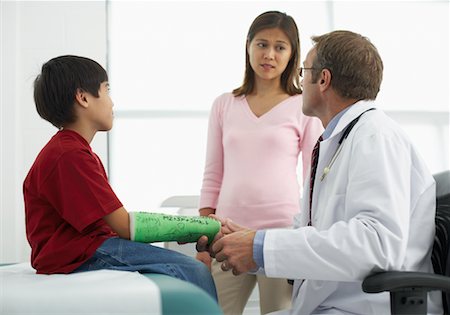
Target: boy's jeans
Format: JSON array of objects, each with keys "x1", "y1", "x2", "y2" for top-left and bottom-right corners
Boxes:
[{"x1": 74, "y1": 237, "x2": 217, "y2": 300}]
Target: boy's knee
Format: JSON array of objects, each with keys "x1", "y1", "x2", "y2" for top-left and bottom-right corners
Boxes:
[{"x1": 196, "y1": 260, "x2": 211, "y2": 275}]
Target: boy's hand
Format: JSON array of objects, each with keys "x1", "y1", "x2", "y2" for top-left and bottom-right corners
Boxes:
[
  {"x1": 196, "y1": 225, "x2": 224, "y2": 257},
  {"x1": 196, "y1": 235, "x2": 210, "y2": 253}
]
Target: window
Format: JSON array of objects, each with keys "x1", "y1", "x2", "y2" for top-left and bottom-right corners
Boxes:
[{"x1": 108, "y1": 1, "x2": 449, "y2": 211}]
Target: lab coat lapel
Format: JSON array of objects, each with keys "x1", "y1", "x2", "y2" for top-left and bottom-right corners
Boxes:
[
  {"x1": 310, "y1": 136, "x2": 336, "y2": 226},
  {"x1": 310, "y1": 100, "x2": 376, "y2": 226}
]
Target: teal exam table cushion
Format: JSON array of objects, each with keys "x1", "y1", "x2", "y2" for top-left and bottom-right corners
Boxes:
[{"x1": 145, "y1": 273, "x2": 222, "y2": 314}]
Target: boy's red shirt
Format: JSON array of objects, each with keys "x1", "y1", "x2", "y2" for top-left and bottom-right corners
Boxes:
[{"x1": 23, "y1": 129, "x2": 123, "y2": 274}]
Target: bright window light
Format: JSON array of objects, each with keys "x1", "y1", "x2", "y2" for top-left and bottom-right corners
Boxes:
[{"x1": 108, "y1": 1, "x2": 449, "y2": 211}]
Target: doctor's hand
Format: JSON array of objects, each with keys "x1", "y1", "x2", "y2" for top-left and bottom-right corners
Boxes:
[{"x1": 212, "y1": 220, "x2": 257, "y2": 276}]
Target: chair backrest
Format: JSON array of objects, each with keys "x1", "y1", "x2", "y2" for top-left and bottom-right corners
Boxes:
[
  {"x1": 435, "y1": 171, "x2": 450, "y2": 207},
  {"x1": 160, "y1": 195, "x2": 199, "y2": 209},
  {"x1": 431, "y1": 170, "x2": 450, "y2": 312},
  {"x1": 160, "y1": 195, "x2": 200, "y2": 216}
]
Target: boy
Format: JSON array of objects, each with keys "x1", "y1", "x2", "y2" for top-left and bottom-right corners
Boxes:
[{"x1": 24, "y1": 55, "x2": 217, "y2": 299}]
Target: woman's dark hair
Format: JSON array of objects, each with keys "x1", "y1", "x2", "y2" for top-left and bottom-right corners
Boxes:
[
  {"x1": 33, "y1": 55, "x2": 108, "y2": 129},
  {"x1": 233, "y1": 11, "x2": 301, "y2": 96}
]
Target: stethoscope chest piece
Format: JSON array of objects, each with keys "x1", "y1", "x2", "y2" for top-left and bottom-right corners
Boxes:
[{"x1": 320, "y1": 166, "x2": 330, "y2": 181}]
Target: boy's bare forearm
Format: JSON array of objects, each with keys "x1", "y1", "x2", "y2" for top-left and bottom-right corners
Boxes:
[{"x1": 103, "y1": 207, "x2": 130, "y2": 239}]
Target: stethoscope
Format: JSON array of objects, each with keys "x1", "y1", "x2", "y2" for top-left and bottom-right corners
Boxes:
[{"x1": 320, "y1": 108, "x2": 376, "y2": 181}]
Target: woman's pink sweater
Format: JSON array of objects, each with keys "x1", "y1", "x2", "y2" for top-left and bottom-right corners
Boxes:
[{"x1": 200, "y1": 93, "x2": 323, "y2": 229}]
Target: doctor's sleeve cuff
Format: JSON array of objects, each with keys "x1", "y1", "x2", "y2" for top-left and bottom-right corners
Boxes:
[{"x1": 253, "y1": 230, "x2": 266, "y2": 269}]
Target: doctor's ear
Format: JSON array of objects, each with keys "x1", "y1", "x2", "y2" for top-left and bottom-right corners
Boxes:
[{"x1": 319, "y1": 69, "x2": 332, "y2": 90}]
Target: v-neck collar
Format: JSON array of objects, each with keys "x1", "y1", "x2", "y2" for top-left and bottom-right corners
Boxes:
[{"x1": 241, "y1": 95, "x2": 291, "y2": 121}]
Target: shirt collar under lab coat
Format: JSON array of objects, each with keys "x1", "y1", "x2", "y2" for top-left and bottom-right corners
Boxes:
[
  {"x1": 322, "y1": 106, "x2": 352, "y2": 140},
  {"x1": 324, "y1": 100, "x2": 377, "y2": 141}
]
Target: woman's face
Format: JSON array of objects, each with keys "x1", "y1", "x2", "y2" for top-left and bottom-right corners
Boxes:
[{"x1": 247, "y1": 27, "x2": 293, "y2": 83}]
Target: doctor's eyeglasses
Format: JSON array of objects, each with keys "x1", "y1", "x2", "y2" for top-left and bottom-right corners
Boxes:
[{"x1": 298, "y1": 67, "x2": 316, "y2": 78}]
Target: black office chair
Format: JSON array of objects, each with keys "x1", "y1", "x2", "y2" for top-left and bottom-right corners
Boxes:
[{"x1": 362, "y1": 170, "x2": 450, "y2": 315}]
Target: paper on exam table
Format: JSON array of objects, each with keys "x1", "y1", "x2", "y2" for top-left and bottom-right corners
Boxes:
[{"x1": 0, "y1": 262, "x2": 161, "y2": 315}]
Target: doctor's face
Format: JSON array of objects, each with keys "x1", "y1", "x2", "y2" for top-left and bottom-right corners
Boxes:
[{"x1": 301, "y1": 48, "x2": 321, "y2": 118}]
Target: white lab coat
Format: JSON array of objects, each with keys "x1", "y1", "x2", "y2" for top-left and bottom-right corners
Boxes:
[{"x1": 262, "y1": 100, "x2": 443, "y2": 314}]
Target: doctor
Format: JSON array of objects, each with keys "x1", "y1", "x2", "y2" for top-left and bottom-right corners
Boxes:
[{"x1": 197, "y1": 30, "x2": 442, "y2": 314}]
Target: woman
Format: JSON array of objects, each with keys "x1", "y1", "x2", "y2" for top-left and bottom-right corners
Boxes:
[{"x1": 197, "y1": 11, "x2": 323, "y2": 314}]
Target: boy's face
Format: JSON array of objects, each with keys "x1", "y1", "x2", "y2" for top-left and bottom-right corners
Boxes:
[{"x1": 86, "y1": 81, "x2": 114, "y2": 131}]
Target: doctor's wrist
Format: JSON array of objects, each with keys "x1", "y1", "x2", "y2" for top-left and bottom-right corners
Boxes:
[{"x1": 253, "y1": 230, "x2": 266, "y2": 269}]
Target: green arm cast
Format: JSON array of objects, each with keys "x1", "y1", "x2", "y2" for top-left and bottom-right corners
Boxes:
[{"x1": 129, "y1": 212, "x2": 221, "y2": 244}]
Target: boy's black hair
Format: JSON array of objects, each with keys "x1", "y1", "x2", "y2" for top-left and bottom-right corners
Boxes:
[{"x1": 33, "y1": 55, "x2": 108, "y2": 129}]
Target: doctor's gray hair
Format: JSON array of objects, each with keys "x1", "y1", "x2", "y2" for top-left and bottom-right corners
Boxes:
[{"x1": 310, "y1": 30, "x2": 383, "y2": 100}]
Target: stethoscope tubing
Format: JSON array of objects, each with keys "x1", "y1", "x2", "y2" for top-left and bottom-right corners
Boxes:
[{"x1": 320, "y1": 108, "x2": 376, "y2": 181}]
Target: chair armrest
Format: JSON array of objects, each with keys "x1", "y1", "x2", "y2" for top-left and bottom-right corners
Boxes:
[{"x1": 362, "y1": 271, "x2": 450, "y2": 293}]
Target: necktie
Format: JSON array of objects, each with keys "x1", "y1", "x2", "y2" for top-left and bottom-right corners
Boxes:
[{"x1": 308, "y1": 135, "x2": 323, "y2": 226}]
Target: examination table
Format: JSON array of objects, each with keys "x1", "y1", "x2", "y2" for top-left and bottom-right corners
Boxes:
[{"x1": 0, "y1": 262, "x2": 222, "y2": 315}]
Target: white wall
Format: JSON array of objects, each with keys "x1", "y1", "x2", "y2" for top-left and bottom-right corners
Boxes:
[{"x1": 0, "y1": 1, "x2": 108, "y2": 264}]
